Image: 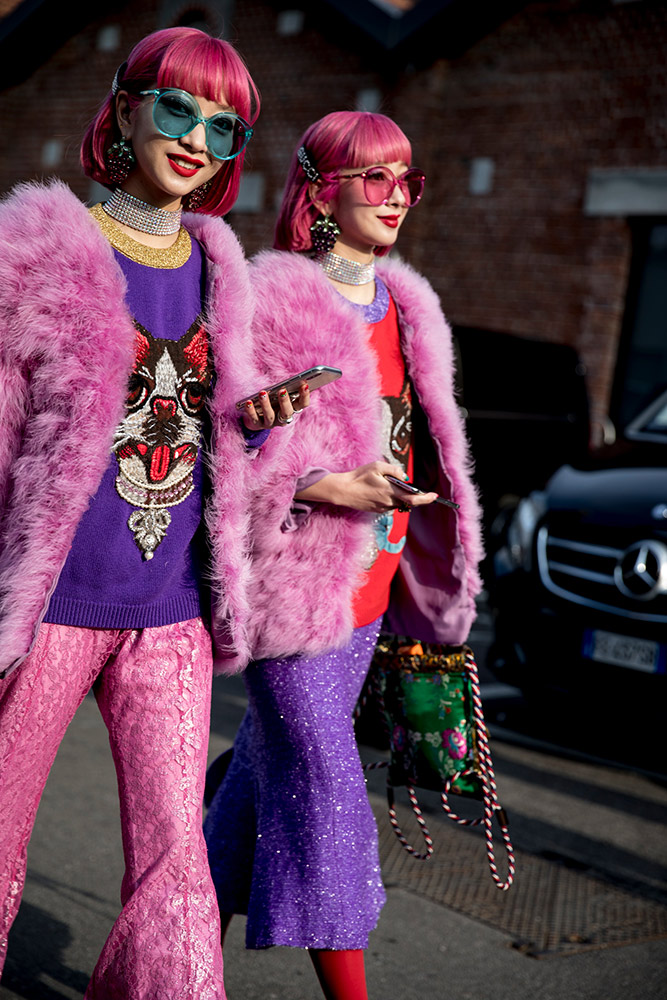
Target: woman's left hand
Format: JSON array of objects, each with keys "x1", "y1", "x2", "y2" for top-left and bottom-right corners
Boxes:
[{"x1": 241, "y1": 381, "x2": 310, "y2": 430}]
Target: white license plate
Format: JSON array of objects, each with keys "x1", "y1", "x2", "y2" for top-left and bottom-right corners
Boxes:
[{"x1": 583, "y1": 629, "x2": 661, "y2": 673}]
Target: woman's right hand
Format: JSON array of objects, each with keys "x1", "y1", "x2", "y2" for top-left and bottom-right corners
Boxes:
[
  {"x1": 294, "y1": 461, "x2": 437, "y2": 513},
  {"x1": 242, "y1": 382, "x2": 310, "y2": 431}
]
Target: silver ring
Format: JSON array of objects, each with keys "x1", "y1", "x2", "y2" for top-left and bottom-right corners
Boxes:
[{"x1": 276, "y1": 413, "x2": 293, "y2": 425}]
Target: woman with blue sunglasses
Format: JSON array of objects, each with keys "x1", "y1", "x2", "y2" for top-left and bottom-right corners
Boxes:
[{"x1": 0, "y1": 26, "x2": 307, "y2": 999}]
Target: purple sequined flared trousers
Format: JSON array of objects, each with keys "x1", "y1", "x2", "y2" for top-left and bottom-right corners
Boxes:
[
  {"x1": 0, "y1": 619, "x2": 225, "y2": 998},
  {"x1": 204, "y1": 618, "x2": 386, "y2": 950}
]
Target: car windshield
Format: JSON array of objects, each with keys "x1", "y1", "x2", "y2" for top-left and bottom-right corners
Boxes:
[{"x1": 625, "y1": 390, "x2": 667, "y2": 443}]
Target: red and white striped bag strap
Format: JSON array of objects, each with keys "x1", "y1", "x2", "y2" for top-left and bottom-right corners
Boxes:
[
  {"x1": 439, "y1": 648, "x2": 516, "y2": 890},
  {"x1": 361, "y1": 647, "x2": 516, "y2": 889}
]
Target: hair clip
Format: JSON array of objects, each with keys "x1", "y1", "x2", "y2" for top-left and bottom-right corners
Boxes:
[
  {"x1": 297, "y1": 145, "x2": 320, "y2": 183},
  {"x1": 111, "y1": 60, "x2": 128, "y2": 97}
]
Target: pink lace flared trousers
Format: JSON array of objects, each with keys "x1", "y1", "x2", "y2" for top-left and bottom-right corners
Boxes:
[{"x1": 0, "y1": 618, "x2": 225, "y2": 999}]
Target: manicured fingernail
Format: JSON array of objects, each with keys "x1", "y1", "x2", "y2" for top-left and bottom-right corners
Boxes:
[
  {"x1": 259, "y1": 390, "x2": 268, "y2": 398},
  {"x1": 279, "y1": 388, "x2": 288, "y2": 397},
  {"x1": 245, "y1": 400, "x2": 253, "y2": 407},
  {"x1": 303, "y1": 383, "x2": 309, "y2": 391}
]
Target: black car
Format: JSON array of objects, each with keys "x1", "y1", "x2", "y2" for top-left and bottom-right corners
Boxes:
[{"x1": 487, "y1": 390, "x2": 667, "y2": 701}]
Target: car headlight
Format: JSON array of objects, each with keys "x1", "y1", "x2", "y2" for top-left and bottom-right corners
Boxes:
[{"x1": 506, "y1": 492, "x2": 546, "y2": 572}]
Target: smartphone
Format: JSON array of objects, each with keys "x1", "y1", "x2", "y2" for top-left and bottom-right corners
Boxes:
[
  {"x1": 384, "y1": 474, "x2": 460, "y2": 510},
  {"x1": 236, "y1": 365, "x2": 343, "y2": 411}
]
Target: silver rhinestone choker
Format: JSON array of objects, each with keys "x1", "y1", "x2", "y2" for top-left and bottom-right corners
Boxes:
[
  {"x1": 103, "y1": 188, "x2": 182, "y2": 236},
  {"x1": 315, "y1": 251, "x2": 376, "y2": 285}
]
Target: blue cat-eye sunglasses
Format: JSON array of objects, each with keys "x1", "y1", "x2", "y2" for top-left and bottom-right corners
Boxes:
[{"x1": 140, "y1": 88, "x2": 253, "y2": 161}]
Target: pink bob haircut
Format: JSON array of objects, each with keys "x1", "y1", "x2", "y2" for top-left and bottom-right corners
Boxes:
[
  {"x1": 80, "y1": 27, "x2": 260, "y2": 217},
  {"x1": 274, "y1": 111, "x2": 412, "y2": 257}
]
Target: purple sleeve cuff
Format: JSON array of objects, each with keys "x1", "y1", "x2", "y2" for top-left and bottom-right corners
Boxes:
[
  {"x1": 281, "y1": 467, "x2": 331, "y2": 532},
  {"x1": 241, "y1": 422, "x2": 271, "y2": 449}
]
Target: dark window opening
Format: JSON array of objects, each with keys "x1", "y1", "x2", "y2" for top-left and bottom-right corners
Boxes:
[
  {"x1": 454, "y1": 327, "x2": 589, "y2": 524},
  {"x1": 612, "y1": 220, "x2": 667, "y2": 431}
]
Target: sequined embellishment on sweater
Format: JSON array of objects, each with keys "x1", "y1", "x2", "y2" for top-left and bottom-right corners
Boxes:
[{"x1": 113, "y1": 317, "x2": 211, "y2": 559}]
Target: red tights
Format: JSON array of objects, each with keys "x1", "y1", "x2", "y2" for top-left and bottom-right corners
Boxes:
[
  {"x1": 221, "y1": 915, "x2": 369, "y2": 1000},
  {"x1": 309, "y1": 949, "x2": 369, "y2": 1000}
]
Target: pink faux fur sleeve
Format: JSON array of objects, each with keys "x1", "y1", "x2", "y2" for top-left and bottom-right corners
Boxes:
[
  {"x1": 0, "y1": 349, "x2": 29, "y2": 514},
  {"x1": 0, "y1": 181, "x2": 137, "y2": 676},
  {"x1": 377, "y1": 256, "x2": 485, "y2": 594}
]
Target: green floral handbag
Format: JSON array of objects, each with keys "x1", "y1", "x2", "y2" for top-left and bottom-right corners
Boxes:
[
  {"x1": 374, "y1": 641, "x2": 481, "y2": 797},
  {"x1": 365, "y1": 637, "x2": 515, "y2": 890}
]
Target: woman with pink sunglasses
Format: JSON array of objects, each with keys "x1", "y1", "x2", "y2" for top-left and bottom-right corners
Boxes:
[{"x1": 205, "y1": 111, "x2": 484, "y2": 1000}]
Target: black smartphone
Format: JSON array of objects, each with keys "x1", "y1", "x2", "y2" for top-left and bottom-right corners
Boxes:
[
  {"x1": 236, "y1": 365, "x2": 343, "y2": 411},
  {"x1": 384, "y1": 474, "x2": 460, "y2": 510}
]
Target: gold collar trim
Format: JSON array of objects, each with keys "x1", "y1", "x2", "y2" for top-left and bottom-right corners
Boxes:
[{"x1": 89, "y1": 202, "x2": 192, "y2": 269}]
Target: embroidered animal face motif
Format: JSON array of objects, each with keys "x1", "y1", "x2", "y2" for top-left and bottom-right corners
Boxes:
[
  {"x1": 380, "y1": 377, "x2": 412, "y2": 470},
  {"x1": 113, "y1": 320, "x2": 212, "y2": 502}
]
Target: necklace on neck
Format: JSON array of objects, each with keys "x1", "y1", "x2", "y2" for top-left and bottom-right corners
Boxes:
[
  {"x1": 89, "y1": 203, "x2": 191, "y2": 269},
  {"x1": 102, "y1": 188, "x2": 182, "y2": 236},
  {"x1": 315, "y1": 250, "x2": 375, "y2": 286}
]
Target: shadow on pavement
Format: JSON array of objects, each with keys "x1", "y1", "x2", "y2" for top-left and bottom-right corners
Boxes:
[{"x1": 2, "y1": 901, "x2": 89, "y2": 999}]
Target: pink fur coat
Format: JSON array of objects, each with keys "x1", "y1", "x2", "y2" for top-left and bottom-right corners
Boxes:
[
  {"x1": 237, "y1": 250, "x2": 484, "y2": 669},
  {"x1": 0, "y1": 181, "x2": 260, "y2": 678}
]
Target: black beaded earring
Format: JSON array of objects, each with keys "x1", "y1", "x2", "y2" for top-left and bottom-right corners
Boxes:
[
  {"x1": 105, "y1": 136, "x2": 136, "y2": 185},
  {"x1": 185, "y1": 180, "x2": 212, "y2": 212},
  {"x1": 310, "y1": 214, "x2": 341, "y2": 254}
]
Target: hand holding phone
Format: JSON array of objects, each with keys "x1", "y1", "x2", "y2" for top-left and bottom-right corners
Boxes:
[
  {"x1": 236, "y1": 365, "x2": 342, "y2": 411},
  {"x1": 384, "y1": 474, "x2": 460, "y2": 510}
]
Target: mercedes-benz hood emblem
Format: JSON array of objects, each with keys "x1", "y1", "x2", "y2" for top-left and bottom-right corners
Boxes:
[{"x1": 614, "y1": 540, "x2": 667, "y2": 601}]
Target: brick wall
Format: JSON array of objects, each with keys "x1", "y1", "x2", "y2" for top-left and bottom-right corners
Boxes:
[
  {"x1": 2, "y1": 0, "x2": 666, "y2": 438},
  {"x1": 385, "y1": 0, "x2": 667, "y2": 438}
]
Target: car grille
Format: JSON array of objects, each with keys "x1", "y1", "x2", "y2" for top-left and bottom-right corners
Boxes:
[{"x1": 536, "y1": 525, "x2": 667, "y2": 622}]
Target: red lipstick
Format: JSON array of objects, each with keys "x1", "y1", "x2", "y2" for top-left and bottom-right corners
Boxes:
[
  {"x1": 379, "y1": 215, "x2": 400, "y2": 228},
  {"x1": 167, "y1": 155, "x2": 204, "y2": 177}
]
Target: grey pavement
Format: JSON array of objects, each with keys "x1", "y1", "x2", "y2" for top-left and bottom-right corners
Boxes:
[{"x1": 1, "y1": 663, "x2": 666, "y2": 999}]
